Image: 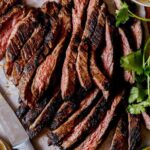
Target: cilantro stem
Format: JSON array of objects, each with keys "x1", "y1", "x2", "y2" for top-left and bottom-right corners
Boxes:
[{"x1": 128, "y1": 10, "x2": 150, "y2": 22}]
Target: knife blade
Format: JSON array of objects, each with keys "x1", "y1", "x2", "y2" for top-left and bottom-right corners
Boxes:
[{"x1": 0, "y1": 93, "x2": 34, "y2": 150}]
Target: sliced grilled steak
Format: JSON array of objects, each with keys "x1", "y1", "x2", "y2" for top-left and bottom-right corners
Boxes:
[
  {"x1": 0, "y1": 6, "x2": 27, "y2": 60},
  {"x1": 4, "y1": 9, "x2": 38, "y2": 76},
  {"x1": 131, "y1": 20, "x2": 143, "y2": 49},
  {"x1": 61, "y1": 97, "x2": 107, "y2": 150},
  {"x1": 128, "y1": 114, "x2": 141, "y2": 150},
  {"x1": 61, "y1": 0, "x2": 89, "y2": 100},
  {"x1": 50, "y1": 101, "x2": 77, "y2": 130},
  {"x1": 109, "y1": 115, "x2": 128, "y2": 150},
  {"x1": 29, "y1": 90, "x2": 61, "y2": 131},
  {"x1": 0, "y1": 0, "x2": 20, "y2": 16},
  {"x1": 90, "y1": 4, "x2": 110, "y2": 99},
  {"x1": 118, "y1": 28, "x2": 135, "y2": 84},
  {"x1": 11, "y1": 24, "x2": 46, "y2": 85},
  {"x1": 76, "y1": 0, "x2": 103, "y2": 91},
  {"x1": 113, "y1": 0, "x2": 122, "y2": 9},
  {"x1": 31, "y1": 7, "x2": 71, "y2": 104},
  {"x1": 75, "y1": 91, "x2": 124, "y2": 150},
  {"x1": 18, "y1": 45, "x2": 50, "y2": 107},
  {"x1": 101, "y1": 17, "x2": 115, "y2": 78},
  {"x1": 142, "y1": 112, "x2": 150, "y2": 130},
  {"x1": 48, "y1": 88, "x2": 100, "y2": 144}
]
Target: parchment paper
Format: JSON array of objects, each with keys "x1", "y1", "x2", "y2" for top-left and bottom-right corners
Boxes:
[{"x1": 0, "y1": 0, "x2": 150, "y2": 150}]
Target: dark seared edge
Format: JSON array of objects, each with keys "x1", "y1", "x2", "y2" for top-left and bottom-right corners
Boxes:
[
  {"x1": 16, "y1": 102, "x2": 29, "y2": 119},
  {"x1": 76, "y1": 0, "x2": 103, "y2": 91},
  {"x1": 48, "y1": 88, "x2": 100, "y2": 145},
  {"x1": 75, "y1": 90, "x2": 124, "y2": 150},
  {"x1": 27, "y1": 90, "x2": 62, "y2": 138},
  {"x1": 0, "y1": 0, "x2": 21, "y2": 16},
  {"x1": 142, "y1": 112, "x2": 150, "y2": 130},
  {"x1": 11, "y1": 24, "x2": 47, "y2": 85},
  {"x1": 101, "y1": 17, "x2": 116, "y2": 78},
  {"x1": 61, "y1": 0, "x2": 89, "y2": 100},
  {"x1": 90, "y1": 4, "x2": 110, "y2": 99},
  {"x1": 4, "y1": 9, "x2": 39, "y2": 76},
  {"x1": 61, "y1": 97, "x2": 107, "y2": 150},
  {"x1": 50, "y1": 101, "x2": 77, "y2": 130},
  {"x1": 128, "y1": 113, "x2": 141, "y2": 150},
  {"x1": 118, "y1": 28, "x2": 135, "y2": 84},
  {"x1": 109, "y1": 115, "x2": 128, "y2": 150},
  {"x1": 31, "y1": 7, "x2": 72, "y2": 104},
  {"x1": 0, "y1": 6, "x2": 27, "y2": 60}
]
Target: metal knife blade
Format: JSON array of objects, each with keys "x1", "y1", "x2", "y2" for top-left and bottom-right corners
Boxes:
[{"x1": 0, "y1": 93, "x2": 34, "y2": 150}]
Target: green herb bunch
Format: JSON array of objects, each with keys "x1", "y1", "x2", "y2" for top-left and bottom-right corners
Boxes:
[{"x1": 121, "y1": 38, "x2": 150, "y2": 114}]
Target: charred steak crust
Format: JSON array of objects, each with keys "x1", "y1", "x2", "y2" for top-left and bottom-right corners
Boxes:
[
  {"x1": 61, "y1": 97, "x2": 107, "y2": 150},
  {"x1": 109, "y1": 115, "x2": 128, "y2": 150},
  {"x1": 61, "y1": 0, "x2": 89, "y2": 100},
  {"x1": 48, "y1": 88, "x2": 100, "y2": 144},
  {"x1": 128, "y1": 114, "x2": 141, "y2": 150},
  {"x1": 4, "y1": 9, "x2": 38, "y2": 76},
  {"x1": 76, "y1": 0, "x2": 103, "y2": 91}
]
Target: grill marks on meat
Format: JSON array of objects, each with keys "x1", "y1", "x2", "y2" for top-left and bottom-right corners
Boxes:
[
  {"x1": 0, "y1": 6, "x2": 27, "y2": 60},
  {"x1": 109, "y1": 115, "x2": 128, "y2": 150},
  {"x1": 61, "y1": 97, "x2": 107, "y2": 150},
  {"x1": 76, "y1": 0, "x2": 102, "y2": 91},
  {"x1": 101, "y1": 17, "x2": 115, "y2": 78},
  {"x1": 61, "y1": 0, "x2": 89, "y2": 100},
  {"x1": 5, "y1": 9, "x2": 38, "y2": 76},
  {"x1": 131, "y1": 20, "x2": 143, "y2": 49},
  {"x1": 29, "y1": 90, "x2": 62, "y2": 133},
  {"x1": 50, "y1": 101, "x2": 77, "y2": 130},
  {"x1": 128, "y1": 114, "x2": 141, "y2": 150},
  {"x1": 75, "y1": 91, "x2": 124, "y2": 150},
  {"x1": 142, "y1": 112, "x2": 150, "y2": 130},
  {"x1": 48, "y1": 88, "x2": 99, "y2": 144},
  {"x1": 0, "y1": 0, "x2": 20, "y2": 16},
  {"x1": 11, "y1": 24, "x2": 46, "y2": 85},
  {"x1": 31, "y1": 7, "x2": 71, "y2": 104},
  {"x1": 118, "y1": 28, "x2": 135, "y2": 84},
  {"x1": 90, "y1": 4, "x2": 110, "y2": 99}
]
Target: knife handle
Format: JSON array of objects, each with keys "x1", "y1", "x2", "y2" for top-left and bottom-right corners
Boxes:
[{"x1": 13, "y1": 139, "x2": 34, "y2": 150}]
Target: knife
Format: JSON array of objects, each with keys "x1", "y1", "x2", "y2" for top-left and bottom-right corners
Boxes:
[{"x1": 0, "y1": 93, "x2": 34, "y2": 150}]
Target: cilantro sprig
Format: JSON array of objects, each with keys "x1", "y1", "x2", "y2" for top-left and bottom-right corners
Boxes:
[
  {"x1": 116, "y1": 1, "x2": 150, "y2": 27},
  {"x1": 121, "y1": 38, "x2": 150, "y2": 114}
]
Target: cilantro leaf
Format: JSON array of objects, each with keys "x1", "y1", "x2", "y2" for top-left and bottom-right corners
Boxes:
[
  {"x1": 120, "y1": 50, "x2": 143, "y2": 75},
  {"x1": 115, "y1": 2, "x2": 129, "y2": 27}
]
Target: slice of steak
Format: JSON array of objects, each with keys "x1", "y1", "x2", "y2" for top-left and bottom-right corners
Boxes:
[
  {"x1": 31, "y1": 7, "x2": 71, "y2": 104},
  {"x1": 4, "y1": 9, "x2": 38, "y2": 76},
  {"x1": 75, "y1": 91, "x2": 124, "y2": 150},
  {"x1": 0, "y1": 6, "x2": 27, "y2": 60},
  {"x1": 61, "y1": 97, "x2": 107, "y2": 150},
  {"x1": 18, "y1": 44, "x2": 50, "y2": 107},
  {"x1": 131, "y1": 20, "x2": 143, "y2": 49},
  {"x1": 90, "y1": 4, "x2": 110, "y2": 99},
  {"x1": 109, "y1": 115, "x2": 128, "y2": 150},
  {"x1": 118, "y1": 28, "x2": 135, "y2": 84},
  {"x1": 113, "y1": 0, "x2": 122, "y2": 9},
  {"x1": 61, "y1": 0, "x2": 89, "y2": 100},
  {"x1": 0, "y1": 0, "x2": 20, "y2": 16},
  {"x1": 128, "y1": 113, "x2": 141, "y2": 150},
  {"x1": 11, "y1": 24, "x2": 46, "y2": 85},
  {"x1": 50, "y1": 101, "x2": 77, "y2": 130},
  {"x1": 101, "y1": 17, "x2": 115, "y2": 78},
  {"x1": 48, "y1": 88, "x2": 100, "y2": 144},
  {"x1": 28, "y1": 90, "x2": 62, "y2": 132},
  {"x1": 142, "y1": 112, "x2": 150, "y2": 130},
  {"x1": 76, "y1": 0, "x2": 103, "y2": 91}
]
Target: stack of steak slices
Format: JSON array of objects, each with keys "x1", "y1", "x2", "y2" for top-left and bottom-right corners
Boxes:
[{"x1": 0, "y1": 0, "x2": 147, "y2": 149}]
